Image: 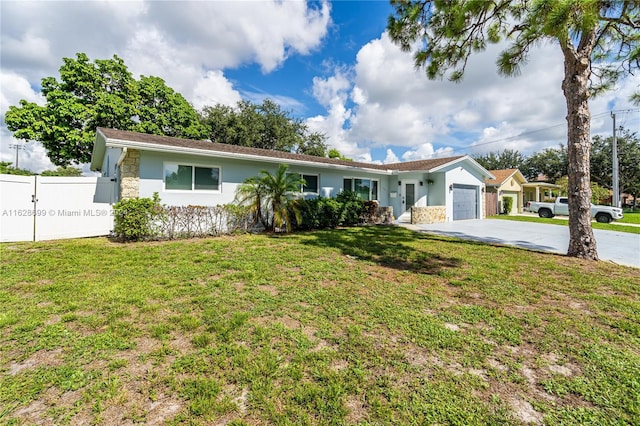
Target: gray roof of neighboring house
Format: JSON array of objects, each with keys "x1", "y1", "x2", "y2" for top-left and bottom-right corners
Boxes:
[{"x1": 92, "y1": 128, "x2": 486, "y2": 176}]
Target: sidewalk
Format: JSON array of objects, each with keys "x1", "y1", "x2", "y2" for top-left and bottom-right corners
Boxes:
[
  {"x1": 516, "y1": 212, "x2": 640, "y2": 227},
  {"x1": 400, "y1": 219, "x2": 640, "y2": 268}
]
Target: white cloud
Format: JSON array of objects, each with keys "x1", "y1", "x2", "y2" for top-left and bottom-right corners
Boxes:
[
  {"x1": 0, "y1": 127, "x2": 55, "y2": 173},
  {"x1": 1, "y1": 0, "x2": 332, "y2": 172},
  {"x1": 308, "y1": 30, "x2": 638, "y2": 161},
  {"x1": 402, "y1": 144, "x2": 455, "y2": 161},
  {"x1": 191, "y1": 71, "x2": 242, "y2": 110},
  {"x1": 0, "y1": 71, "x2": 45, "y2": 114},
  {"x1": 383, "y1": 149, "x2": 399, "y2": 164}
]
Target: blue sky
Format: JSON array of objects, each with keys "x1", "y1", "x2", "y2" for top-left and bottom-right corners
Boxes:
[{"x1": 1, "y1": 0, "x2": 638, "y2": 172}]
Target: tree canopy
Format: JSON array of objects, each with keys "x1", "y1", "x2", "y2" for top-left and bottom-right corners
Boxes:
[
  {"x1": 5, "y1": 53, "x2": 206, "y2": 166},
  {"x1": 474, "y1": 129, "x2": 640, "y2": 204},
  {"x1": 199, "y1": 99, "x2": 328, "y2": 156},
  {"x1": 472, "y1": 149, "x2": 526, "y2": 172},
  {"x1": 590, "y1": 128, "x2": 640, "y2": 200},
  {"x1": 388, "y1": 0, "x2": 639, "y2": 260}
]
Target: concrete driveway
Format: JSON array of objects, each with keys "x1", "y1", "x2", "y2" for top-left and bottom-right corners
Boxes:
[{"x1": 403, "y1": 219, "x2": 640, "y2": 268}]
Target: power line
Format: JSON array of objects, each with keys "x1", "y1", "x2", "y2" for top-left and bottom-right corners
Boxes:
[{"x1": 456, "y1": 108, "x2": 640, "y2": 153}]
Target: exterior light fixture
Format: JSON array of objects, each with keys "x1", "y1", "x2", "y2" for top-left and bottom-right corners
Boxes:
[
  {"x1": 398, "y1": 181, "x2": 402, "y2": 186},
  {"x1": 449, "y1": 184, "x2": 453, "y2": 192}
]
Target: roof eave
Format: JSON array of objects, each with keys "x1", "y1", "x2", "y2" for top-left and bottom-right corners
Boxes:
[
  {"x1": 103, "y1": 138, "x2": 393, "y2": 175},
  {"x1": 429, "y1": 155, "x2": 495, "y2": 179},
  {"x1": 90, "y1": 129, "x2": 107, "y2": 171}
]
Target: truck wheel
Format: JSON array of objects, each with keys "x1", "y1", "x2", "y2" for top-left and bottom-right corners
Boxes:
[
  {"x1": 539, "y1": 209, "x2": 553, "y2": 219},
  {"x1": 595, "y1": 213, "x2": 611, "y2": 223}
]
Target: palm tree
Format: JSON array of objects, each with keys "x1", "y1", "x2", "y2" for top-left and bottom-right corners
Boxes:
[
  {"x1": 260, "y1": 164, "x2": 304, "y2": 232},
  {"x1": 234, "y1": 175, "x2": 268, "y2": 229},
  {"x1": 235, "y1": 164, "x2": 304, "y2": 232}
]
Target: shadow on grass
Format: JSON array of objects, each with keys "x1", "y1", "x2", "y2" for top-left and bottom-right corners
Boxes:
[{"x1": 296, "y1": 225, "x2": 463, "y2": 275}]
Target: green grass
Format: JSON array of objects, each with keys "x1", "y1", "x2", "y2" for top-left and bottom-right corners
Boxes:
[
  {"x1": 619, "y1": 211, "x2": 640, "y2": 224},
  {"x1": 491, "y1": 214, "x2": 640, "y2": 233},
  {"x1": 1, "y1": 227, "x2": 639, "y2": 425}
]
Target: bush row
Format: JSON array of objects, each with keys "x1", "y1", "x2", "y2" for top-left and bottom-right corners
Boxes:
[
  {"x1": 113, "y1": 194, "x2": 252, "y2": 241},
  {"x1": 113, "y1": 191, "x2": 393, "y2": 241}
]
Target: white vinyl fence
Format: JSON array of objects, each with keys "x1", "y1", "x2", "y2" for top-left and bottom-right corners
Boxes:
[{"x1": 0, "y1": 174, "x2": 117, "y2": 242}]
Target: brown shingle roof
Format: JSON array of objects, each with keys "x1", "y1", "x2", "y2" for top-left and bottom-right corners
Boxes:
[
  {"x1": 485, "y1": 169, "x2": 524, "y2": 185},
  {"x1": 97, "y1": 127, "x2": 466, "y2": 172}
]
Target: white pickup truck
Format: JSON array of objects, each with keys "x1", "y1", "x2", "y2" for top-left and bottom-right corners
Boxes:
[{"x1": 526, "y1": 197, "x2": 624, "y2": 223}]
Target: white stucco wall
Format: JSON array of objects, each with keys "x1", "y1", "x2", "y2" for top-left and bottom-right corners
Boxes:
[
  {"x1": 444, "y1": 165, "x2": 485, "y2": 221},
  {"x1": 136, "y1": 151, "x2": 391, "y2": 207}
]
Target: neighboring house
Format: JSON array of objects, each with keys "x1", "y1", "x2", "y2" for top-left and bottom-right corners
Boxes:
[
  {"x1": 90, "y1": 128, "x2": 494, "y2": 223},
  {"x1": 522, "y1": 174, "x2": 561, "y2": 205},
  {"x1": 485, "y1": 169, "x2": 528, "y2": 215}
]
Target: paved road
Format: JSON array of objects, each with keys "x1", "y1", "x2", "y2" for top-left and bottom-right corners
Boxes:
[{"x1": 402, "y1": 219, "x2": 640, "y2": 268}]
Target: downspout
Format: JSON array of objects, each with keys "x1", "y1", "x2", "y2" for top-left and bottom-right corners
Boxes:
[{"x1": 115, "y1": 147, "x2": 127, "y2": 201}]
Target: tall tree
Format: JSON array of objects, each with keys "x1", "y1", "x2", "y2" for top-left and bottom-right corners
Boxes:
[
  {"x1": 200, "y1": 99, "x2": 328, "y2": 156},
  {"x1": 521, "y1": 146, "x2": 568, "y2": 182},
  {"x1": 5, "y1": 53, "x2": 205, "y2": 166},
  {"x1": 472, "y1": 149, "x2": 526, "y2": 171},
  {"x1": 388, "y1": 0, "x2": 639, "y2": 260}
]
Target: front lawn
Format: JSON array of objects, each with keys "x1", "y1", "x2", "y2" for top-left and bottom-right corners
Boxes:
[
  {"x1": 619, "y1": 211, "x2": 640, "y2": 224},
  {"x1": 491, "y1": 214, "x2": 640, "y2": 234},
  {"x1": 1, "y1": 227, "x2": 639, "y2": 425}
]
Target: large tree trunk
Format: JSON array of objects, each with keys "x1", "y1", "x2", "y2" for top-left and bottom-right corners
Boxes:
[{"x1": 560, "y1": 37, "x2": 599, "y2": 260}]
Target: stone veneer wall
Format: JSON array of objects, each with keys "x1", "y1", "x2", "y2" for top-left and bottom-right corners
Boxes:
[
  {"x1": 374, "y1": 206, "x2": 394, "y2": 224},
  {"x1": 120, "y1": 149, "x2": 140, "y2": 199},
  {"x1": 411, "y1": 206, "x2": 446, "y2": 224}
]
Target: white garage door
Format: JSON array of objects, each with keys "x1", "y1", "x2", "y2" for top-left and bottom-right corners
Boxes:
[{"x1": 453, "y1": 184, "x2": 478, "y2": 220}]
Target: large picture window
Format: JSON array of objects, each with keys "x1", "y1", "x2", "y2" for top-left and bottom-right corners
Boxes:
[
  {"x1": 165, "y1": 163, "x2": 220, "y2": 191},
  {"x1": 343, "y1": 177, "x2": 378, "y2": 201},
  {"x1": 289, "y1": 173, "x2": 319, "y2": 194}
]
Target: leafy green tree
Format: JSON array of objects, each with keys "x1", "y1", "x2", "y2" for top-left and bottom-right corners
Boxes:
[
  {"x1": 5, "y1": 53, "x2": 205, "y2": 166},
  {"x1": 0, "y1": 162, "x2": 34, "y2": 176},
  {"x1": 328, "y1": 148, "x2": 352, "y2": 161},
  {"x1": 556, "y1": 176, "x2": 609, "y2": 205},
  {"x1": 590, "y1": 129, "x2": 640, "y2": 204},
  {"x1": 472, "y1": 149, "x2": 526, "y2": 171},
  {"x1": 388, "y1": 0, "x2": 639, "y2": 260},
  {"x1": 296, "y1": 132, "x2": 327, "y2": 157},
  {"x1": 590, "y1": 182, "x2": 611, "y2": 205},
  {"x1": 521, "y1": 146, "x2": 568, "y2": 182},
  {"x1": 134, "y1": 76, "x2": 206, "y2": 139},
  {"x1": 41, "y1": 166, "x2": 83, "y2": 176},
  {"x1": 200, "y1": 99, "x2": 328, "y2": 156}
]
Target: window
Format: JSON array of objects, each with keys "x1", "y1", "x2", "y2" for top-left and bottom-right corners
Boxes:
[
  {"x1": 165, "y1": 163, "x2": 220, "y2": 191},
  {"x1": 343, "y1": 177, "x2": 379, "y2": 201},
  {"x1": 289, "y1": 173, "x2": 319, "y2": 194}
]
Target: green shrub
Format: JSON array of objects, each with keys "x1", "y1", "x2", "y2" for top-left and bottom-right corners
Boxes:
[
  {"x1": 113, "y1": 193, "x2": 163, "y2": 241},
  {"x1": 502, "y1": 196, "x2": 513, "y2": 215},
  {"x1": 336, "y1": 191, "x2": 366, "y2": 226}
]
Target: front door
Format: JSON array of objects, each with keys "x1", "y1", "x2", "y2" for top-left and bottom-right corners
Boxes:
[{"x1": 403, "y1": 182, "x2": 416, "y2": 214}]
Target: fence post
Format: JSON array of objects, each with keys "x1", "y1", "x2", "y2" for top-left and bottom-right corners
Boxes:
[{"x1": 32, "y1": 175, "x2": 38, "y2": 241}]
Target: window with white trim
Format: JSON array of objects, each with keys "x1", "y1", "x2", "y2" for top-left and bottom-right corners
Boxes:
[
  {"x1": 164, "y1": 163, "x2": 220, "y2": 191},
  {"x1": 289, "y1": 173, "x2": 319, "y2": 194},
  {"x1": 343, "y1": 177, "x2": 379, "y2": 201}
]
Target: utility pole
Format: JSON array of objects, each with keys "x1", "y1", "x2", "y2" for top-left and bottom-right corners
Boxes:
[
  {"x1": 8, "y1": 143, "x2": 24, "y2": 169},
  {"x1": 611, "y1": 112, "x2": 620, "y2": 208}
]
